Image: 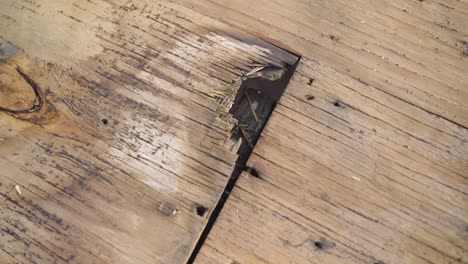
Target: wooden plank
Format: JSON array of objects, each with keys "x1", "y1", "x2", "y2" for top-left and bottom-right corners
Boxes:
[
  {"x1": 0, "y1": 0, "x2": 298, "y2": 263},
  {"x1": 194, "y1": 56, "x2": 468, "y2": 263},
  {"x1": 188, "y1": 1, "x2": 468, "y2": 262},
  {"x1": 2, "y1": 0, "x2": 467, "y2": 263},
  {"x1": 177, "y1": 0, "x2": 468, "y2": 128}
]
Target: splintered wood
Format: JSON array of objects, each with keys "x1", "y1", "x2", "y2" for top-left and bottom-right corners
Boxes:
[
  {"x1": 1, "y1": 0, "x2": 468, "y2": 263},
  {"x1": 186, "y1": 0, "x2": 468, "y2": 264},
  {"x1": 195, "y1": 59, "x2": 468, "y2": 264},
  {"x1": 0, "y1": 0, "x2": 296, "y2": 263}
]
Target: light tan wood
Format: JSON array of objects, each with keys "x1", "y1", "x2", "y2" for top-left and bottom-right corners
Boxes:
[
  {"x1": 195, "y1": 58, "x2": 468, "y2": 264},
  {"x1": 191, "y1": 0, "x2": 468, "y2": 263},
  {"x1": 1, "y1": 0, "x2": 467, "y2": 263},
  {"x1": 178, "y1": 0, "x2": 468, "y2": 127},
  {"x1": 0, "y1": 1, "x2": 297, "y2": 263}
]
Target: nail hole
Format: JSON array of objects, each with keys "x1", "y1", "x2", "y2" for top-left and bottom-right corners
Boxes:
[
  {"x1": 333, "y1": 100, "x2": 343, "y2": 107},
  {"x1": 313, "y1": 238, "x2": 335, "y2": 250},
  {"x1": 306, "y1": 95, "x2": 315, "y2": 101},
  {"x1": 101, "y1": 118, "x2": 108, "y2": 125},
  {"x1": 307, "y1": 78, "x2": 315, "y2": 86},
  {"x1": 314, "y1": 241, "x2": 324, "y2": 249},
  {"x1": 196, "y1": 205, "x2": 208, "y2": 217},
  {"x1": 244, "y1": 166, "x2": 260, "y2": 178},
  {"x1": 329, "y1": 35, "x2": 340, "y2": 42}
]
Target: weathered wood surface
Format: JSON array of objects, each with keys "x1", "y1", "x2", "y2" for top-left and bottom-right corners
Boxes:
[
  {"x1": 0, "y1": 1, "x2": 297, "y2": 263},
  {"x1": 191, "y1": 0, "x2": 468, "y2": 263},
  {"x1": 195, "y1": 58, "x2": 468, "y2": 264},
  {"x1": 178, "y1": 0, "x2": 468, "y2": 127},
  {"x1": 1, "y1": 0, "x2": 467, "y2": 263}
]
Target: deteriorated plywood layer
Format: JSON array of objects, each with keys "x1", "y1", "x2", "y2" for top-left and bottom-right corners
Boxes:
[
  {"x1": 191, "y1": 0, "x2": 468, "y2": 263},
  {"x1": 0, "y1": 1, "x2": 297, "y2": 263}
]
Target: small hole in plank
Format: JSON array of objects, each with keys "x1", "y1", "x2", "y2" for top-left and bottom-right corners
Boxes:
[
  {"x1": 101, "y1": 118, "x2": 109, "y2": 125},
  {"x1": 244, "y1": 166, "x2": 260, "y2": 178},
  {"x1": 314, "y1": 241, "x2": 324, "y2": 249},
  {"x1": 333, "y1": 101, "x2": 343, "y2": 107},
  {"x1": 306, "y1": 95, "x2": 315, "y2": 101},
  {"x1": 313, "y1": 239, "x2": 336, "y2": 250},
  {"x1": 196, "y1": 205, "x2": 208, "y2": 217},
  {"x1": 307, "y1": 78, "x2": 315, "y2": 86}
]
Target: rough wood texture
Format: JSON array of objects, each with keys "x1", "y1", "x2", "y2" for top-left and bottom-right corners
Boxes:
[
  {"x1": 191, "y1": 0, "x2": 468, "y2": 263},
  {"x1": 0, "y1": 1, "x2": 297, "y2": 263},
  {"x1": 195, "y1": 58, "x2": 468, "y2": 264},
  {"x1": 1, "y1": 0, "x2": 467, "y2": 263}
]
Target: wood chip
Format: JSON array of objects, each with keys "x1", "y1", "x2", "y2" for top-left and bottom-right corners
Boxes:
[
  {"x1": 245, "y1": 90, "x2": 259, "y2": 122},
  {"x1": 238, "y1": 126, "x2": 254, "y2": 148},
  {"x1": 245, "y1": 66, "x2": 265, "y2": 77},
  {"x1": 15, "y1": 185, "x2": 22, "y2": 195}
]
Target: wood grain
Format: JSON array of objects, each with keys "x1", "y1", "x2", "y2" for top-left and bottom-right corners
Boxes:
[
  {"x1": 1, "y1": 0, "x2": 467, "y2": 263},
  {"x1": 178, "y1": 0, "x2": 468, "y2": 127},
  {"x1": 190, "y1": 0, "x2": 468, "y2": 262},
  {"x1": 195, "y1": 56, "x2": 468, "y2": 264},
  {"x1": 0, "y1": 1, "x2": 297, "y2": 263}
]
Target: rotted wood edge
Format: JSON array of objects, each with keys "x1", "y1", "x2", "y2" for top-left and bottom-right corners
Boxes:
[{"x1": 187, "y1": 53, "x2": 301, "y2": 263}]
